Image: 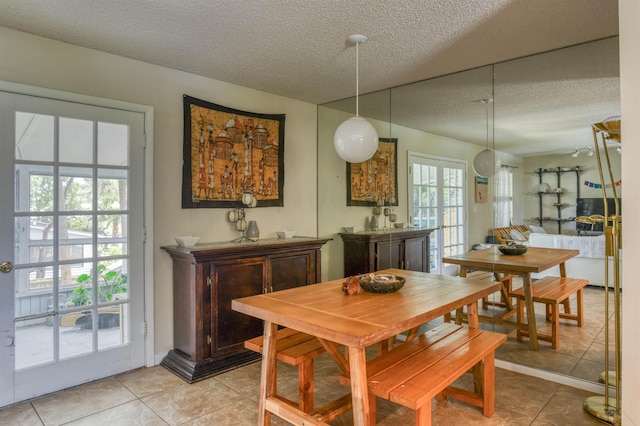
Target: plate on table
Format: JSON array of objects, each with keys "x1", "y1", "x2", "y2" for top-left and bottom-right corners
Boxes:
[{"x1": 358, "y1": 274, "x2": 406, "y2": 293}]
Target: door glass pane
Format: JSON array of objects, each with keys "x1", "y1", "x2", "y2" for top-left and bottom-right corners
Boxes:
[
  {"x1": 98, "y1": 122, "x2": 128, "y2": 166},
  {"x1": 99, "y1": 304, "x2": 128, "y2": 351},
  {"x1": 15, "y1": 112, "x2": 54, "y2": 162},
  {"x1": 95, "y1": 260, "x2": 128, "y2": 303},
  {"x1": 15, "y1": 318, "x2": 53, "y2": 370},
  {"x1": 14, "y1": 165, "x2": 54, "y2": 213},
  {"x1": 59, "y1": 323, "x2": 93, "y2": 359},
  {"x1": 98, "y1": 169, "x2": 128, "y2": 210},
  {"x1": 15, "y1": 216, "x2": 54, "y2": 264},
  {"x1": 14, "y1": 267, "x2": 53, "y2": 314},
  {"x1": 59, "y1": 215, "x2": 93, "y2": 261},
  {"x1": 59, "y1": 167, "x2": 93, "y2": 211},
  {"x1": 97, "y1": 214, "x2": 127, "y2": 258},
  {"x1": 59, "y1": 117, "x2": 93, "y2": 164},
  {"x1": 61, "y1": 262, "x2": 94, "y2": 306}
]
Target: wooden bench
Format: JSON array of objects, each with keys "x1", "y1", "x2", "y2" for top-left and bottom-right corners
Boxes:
[
  {"x1": 493, "y1": 224, "x2": 529, "y2": 245},
  {"x1": 511, "y1": 276, "x2": 589, "y2": 348},
  {"x1": 340, "y1": 323, "x2": 506, "y2": 426},
  {"x1": 245, "y1": 328, "x2": 326, "y2": 413}
]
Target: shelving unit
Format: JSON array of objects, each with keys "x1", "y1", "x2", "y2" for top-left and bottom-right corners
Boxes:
[{"x1": 535, "y1": 166, "x2": 581, "y2": 233}]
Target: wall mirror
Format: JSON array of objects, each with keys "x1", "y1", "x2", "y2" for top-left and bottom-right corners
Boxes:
[{"x1": 318, "y1": 36, "x2": 620, "y2": 386}]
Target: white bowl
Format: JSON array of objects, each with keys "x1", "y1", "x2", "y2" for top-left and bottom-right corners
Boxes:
[
  {"x1": 276, "y1": 230, "x2": 296, "y2": 239},
  {"x1": 175, "y1": 236, "x2": 200, "y2": 247}
]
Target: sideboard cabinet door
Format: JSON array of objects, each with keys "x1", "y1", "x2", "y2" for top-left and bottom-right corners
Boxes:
[
  {"x1": 375, "y1": 239, "x2": 402, "y2": 270},
  {"x1": 270, "y1": 249, "x2": 317, "y2": 292},
  {"x1": 211, "y1": 257, "x2": 265, "y2": 359},
  {"x1": 403, "y1": 236, "x2": 428, "y2": 272}
]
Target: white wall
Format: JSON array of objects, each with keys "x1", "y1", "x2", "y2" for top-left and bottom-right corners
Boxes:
[
  {"x1": 619, "y1": 0, "x2": 639, "y2": 422},
  {"x1": 0, "y1": 27, "x2": 318, "y2": 361}
]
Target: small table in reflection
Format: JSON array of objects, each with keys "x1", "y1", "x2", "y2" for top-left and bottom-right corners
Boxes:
[{"x1": 443, "y1": 246, "x2": 579, "y2": 350}]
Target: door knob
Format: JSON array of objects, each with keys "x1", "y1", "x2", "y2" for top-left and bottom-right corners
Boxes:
[{"x1": 0, "y1": 261, "x2": 13, "y2": 273}]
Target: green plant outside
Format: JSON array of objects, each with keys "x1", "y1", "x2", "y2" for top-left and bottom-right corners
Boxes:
[{"x1": 70, "y1": 264, "x2": 127, "y2": 306}]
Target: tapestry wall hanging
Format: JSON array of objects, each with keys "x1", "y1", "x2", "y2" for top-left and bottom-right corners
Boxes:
[
  {"x1": 182, "y1": 95, "x2": 285, "y2": 208},
  {"x1": 346, "y1": 138, "x2": 398, "y2": 206}
]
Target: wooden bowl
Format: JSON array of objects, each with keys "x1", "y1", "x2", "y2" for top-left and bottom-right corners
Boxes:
[
  {"x1": 498, "y1": 245, "x2": 528, "y2": 255},
  {"x1": 358, "y1": 274, "x2": 406, "y2": 293}
]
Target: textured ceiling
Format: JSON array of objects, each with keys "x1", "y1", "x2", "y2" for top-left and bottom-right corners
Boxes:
[{"x1": 0, "y1": 0, "x2": 620, "y2": 156}]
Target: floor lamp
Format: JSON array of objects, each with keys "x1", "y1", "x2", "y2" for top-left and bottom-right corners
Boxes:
[{"x1": 583, "y1": 118, "x2": 622, "y2": 425}]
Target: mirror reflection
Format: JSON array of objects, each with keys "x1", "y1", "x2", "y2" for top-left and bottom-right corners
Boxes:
[{"x1": 318, "y1": 36, "x2": 620, "y2": 385}]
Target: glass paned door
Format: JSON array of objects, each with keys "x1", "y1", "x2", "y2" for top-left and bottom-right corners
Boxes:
[
  {"x1": 408, "y1": 153, "x2": 466, "y2": 275},
  {"x1": 0, "y1": 91, "x2": 145, "y2": 404}
]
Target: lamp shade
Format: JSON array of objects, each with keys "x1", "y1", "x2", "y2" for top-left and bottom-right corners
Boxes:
[
  {"x1": 333, "y1": 116, "x2": 379, "y2": 163},
  {"x1": 473, "y1": 148, "x2": 500, "y2": 178}
]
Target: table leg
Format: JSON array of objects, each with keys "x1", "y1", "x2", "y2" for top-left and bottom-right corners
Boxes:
[
  {"x1": 348, "y1": 346, "x2": 371, "y2": 426},
  {"x1": 466, "y1": 301, "x2": 479, "y2": 328},
  {"x1": 258, "y1": 321, "x2": 278, "y2": 426},
  {"x1": 522, "y1": 273, "x2": 539, "y2": 351},
  {"x1": 467, "y1": 300, "x2": 484, "y2": 394},
  {"x1": 459, "y1": 266, "x2": 468, "y2": 278}
]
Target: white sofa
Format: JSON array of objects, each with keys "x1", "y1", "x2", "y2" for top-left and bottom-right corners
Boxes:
[{"x1": 527, "y1": 232, "x2": 620, "y2": 288}]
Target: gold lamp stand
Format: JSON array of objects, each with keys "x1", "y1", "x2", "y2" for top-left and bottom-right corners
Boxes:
[{"x1": 583, "y1": 118, "x2": 622, "y2": 425}]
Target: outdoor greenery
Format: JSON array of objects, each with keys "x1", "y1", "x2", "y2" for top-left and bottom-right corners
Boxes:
[{"x1": 70, "y1": 263, "x2": 128, "y2": 306}]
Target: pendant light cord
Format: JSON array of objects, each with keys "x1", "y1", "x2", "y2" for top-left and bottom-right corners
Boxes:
[
  {"x1": 355, "y1": 41, "x2": 360, "y2": 117},
  {"x1": 486, "y1": 100, "x2": 489, "y2": 149}
]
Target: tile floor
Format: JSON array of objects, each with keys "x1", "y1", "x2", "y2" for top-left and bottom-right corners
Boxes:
[
  {"x1": 0, "y1": 358, "x2": 606, "y2": 425},
  {"x1": 1, "y1": 284, "x2": 616, "y2": 425}
]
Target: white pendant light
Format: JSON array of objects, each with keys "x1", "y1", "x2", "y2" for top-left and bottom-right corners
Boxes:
[
  {"x1": 334, "y1": 35, "x2": 379, "y2": 163},
  {"x1": 473, "y1": 98, "x2": 500, "y2": 178}
]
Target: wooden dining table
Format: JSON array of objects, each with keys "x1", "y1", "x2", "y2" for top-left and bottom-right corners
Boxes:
[
  {"x1": 232, "y1": 268, "x2": 502, "y2": 426},
  {"x1": 443, "y1": 246, "x2": 580, "y2": 351}
]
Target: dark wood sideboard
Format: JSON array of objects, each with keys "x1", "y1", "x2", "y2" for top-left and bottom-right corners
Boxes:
[
  {"x1": 339, "y1": 228, "x2": 435, "y2": 277},
  {"x1": 161, "y1": 237, "x2": 331, "y2": 382}
]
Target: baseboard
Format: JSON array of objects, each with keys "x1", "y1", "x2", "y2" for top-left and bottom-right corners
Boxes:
[{"x1": 496, "y1": 359, "x2": 617, "y2": 396}]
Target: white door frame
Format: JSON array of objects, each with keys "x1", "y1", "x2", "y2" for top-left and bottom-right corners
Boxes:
[
  {"x1": 0, "y1": 81, "x2": 155, "y2": 404},
  {"x1": 407, "y1": 151, "x2": 468, "y2": 275}
]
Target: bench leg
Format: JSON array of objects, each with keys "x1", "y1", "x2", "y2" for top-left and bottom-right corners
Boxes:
[
  {"x1": 576, "y1": 289, "x2": 584, "y2": 327},
  {"x1": 482, "y1": 353, "x2": 496, "y2": 417},
  {"x1": 369, "y1": 394, "x2": 377, "y2": 426},
  {"x1": 415, "y1": 404, "x2": 432, "y2": 426},
  {"x1": 551, "y1": 303, "x2": 559, "y2": 349},
  {"x1": 298, "y1": 359, "x2": 314, "y2": 413}
]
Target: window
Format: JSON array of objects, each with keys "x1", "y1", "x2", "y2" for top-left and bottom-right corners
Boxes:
[{"x1": 494, "y1": 166, "x2": 513, "y2": 227}]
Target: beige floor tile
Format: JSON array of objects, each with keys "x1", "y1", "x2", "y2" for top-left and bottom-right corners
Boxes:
[
  {"x1": 433, "y1": 398, "x2": 534, "y2": 425},
  {"x1": 31, "y1": 377, "x2": 136, "y2": 426},
  {"x1": 115, "y1": 365, "x2": 185, "y2": 398},
  {"x1": 569, "y1": 358, "x2": 612, "y2": 382},
  {"x1": 64, "y1": 400, "x2": 169, "y2": 425},
  {"x1": 141, "y1": 377, "x2": 246, "y2": 425},
  {"x1": 533, "y1": 385, "x2": 604, "y2": 425},
  {"x1": 494, "y1": 368, "x2": 559, "y2": 418},
  {"x1": 0, "y1": 402, "x2": 43, "y2": 426}
]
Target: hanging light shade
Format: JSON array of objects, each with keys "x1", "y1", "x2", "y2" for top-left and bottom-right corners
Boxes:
[
  {"x1": 473, "y1": 149, "x2": 501, "y2": 178},
  {"x1": 334, "y1": 35, "x2": 378, "y2": 163},
  {"x1": 472, "y1": 99, "x2": 500, "y2": 178}
]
